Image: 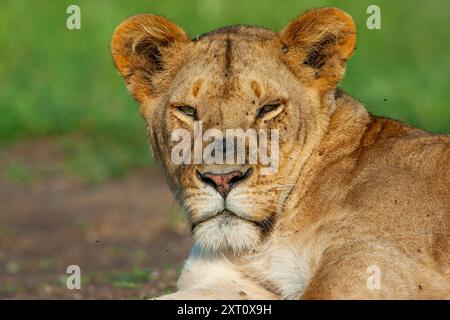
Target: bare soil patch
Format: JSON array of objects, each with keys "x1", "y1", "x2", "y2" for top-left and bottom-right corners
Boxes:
[{"x1": 0, "y1": 140, "x2": 192, "y2": 299}]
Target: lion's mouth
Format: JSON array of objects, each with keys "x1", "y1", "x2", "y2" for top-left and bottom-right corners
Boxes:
[
  {"x1": 191, "y1": 209, "x2": 272, "y2": 232},
  {"x1": 191, "y1": 210, "x2": 239, "y2": 230}
]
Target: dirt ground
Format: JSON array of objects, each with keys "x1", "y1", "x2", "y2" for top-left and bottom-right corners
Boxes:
[{"x1": 0, "y1": 140, "x2": 193, "y2": 299}]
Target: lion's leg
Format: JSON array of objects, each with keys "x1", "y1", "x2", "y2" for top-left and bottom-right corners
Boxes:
[
  {"x1": 157, "y1": 287, "x2": 269, "y2": 300},
  {"x1": 157, "y1": 254, "x2": 278, "y2": 300},
  {"x1": 299, "y1": 245, "x2": 434, "y2": 300}
]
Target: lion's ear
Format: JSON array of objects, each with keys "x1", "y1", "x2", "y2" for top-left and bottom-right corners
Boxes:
[
  {"x1": 280, "y1": 7, "x2": 356, "y2": 91},
  {"x1": 111, "y1": 14, "x2": 189, "y2": 103}
]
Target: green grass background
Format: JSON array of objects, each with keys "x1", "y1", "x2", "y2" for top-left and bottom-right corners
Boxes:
[{"x1": 0, "y1": 0, "x2": 449, "y2": 182}]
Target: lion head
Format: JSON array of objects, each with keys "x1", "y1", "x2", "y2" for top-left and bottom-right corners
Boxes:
[{"x1": 111, "y1": 8, "x2": 356, "y2": 254}]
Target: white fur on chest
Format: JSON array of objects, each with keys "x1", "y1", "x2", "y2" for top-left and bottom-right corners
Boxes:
[
  {"x1": 250, "y1": 242, "x2": 314, "y2": 299},
  {"x1": 177, "y1": 233, "x2": 322, "y2": 300}
]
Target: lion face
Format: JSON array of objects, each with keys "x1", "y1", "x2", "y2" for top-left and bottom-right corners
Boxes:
[
  {"x1": 111, "y1": 9, "x2": 356, "y2": 254},
  {"x1": 159, "y1": 38, "x2": 311, "y2": 254}
]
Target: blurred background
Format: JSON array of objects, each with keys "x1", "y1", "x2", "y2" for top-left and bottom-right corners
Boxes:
[{"x1": 0, "y1": 0, "x2": 448, "y2": 299}]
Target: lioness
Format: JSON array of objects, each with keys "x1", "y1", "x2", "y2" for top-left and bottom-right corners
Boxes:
[{"x1": 111, "y1": 7, "x2": 450, "y2": 299}]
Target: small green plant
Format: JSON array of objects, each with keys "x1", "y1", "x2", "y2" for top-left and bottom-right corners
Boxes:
[
  {"x1": 4, "y1": 163, "x2": 34, "y2": 183},
  {"x1": 0, "y1": 283, "x2": 21, "y2": 294},
  {"x1": 0, "y1": 224, "x2": 18, "y2": 238},
  {"x1": 37, "y1": 258, "x2": 59, "y2": 271},
  {"x1": 107, "y1": 268, "x2": 152, "y2": 289},
  {"x1": 5, "y1": 261, "x2": 22, "y2": 274}
]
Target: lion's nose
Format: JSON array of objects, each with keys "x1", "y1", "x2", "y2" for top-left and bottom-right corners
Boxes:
[{"x1": 196, "y1": 168, "x2": 253, "y2": 198}]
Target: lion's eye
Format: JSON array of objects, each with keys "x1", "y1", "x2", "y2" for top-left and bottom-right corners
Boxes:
[
  {"x1": 177, "y1": 106, "x2": 197, "y2": 118},
  {"x1": 258, "y1": 103, "x2": 281, "y2": 117}
]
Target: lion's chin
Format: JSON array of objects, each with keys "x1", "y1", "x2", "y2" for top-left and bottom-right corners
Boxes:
[{"x1": 192, "y1": 213, "x2": 261, "y2": 255}]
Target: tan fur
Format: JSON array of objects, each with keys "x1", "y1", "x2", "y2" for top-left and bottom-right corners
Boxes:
[{"x1": 111, "y1": 8, "x2": 450, "y2": 299}]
